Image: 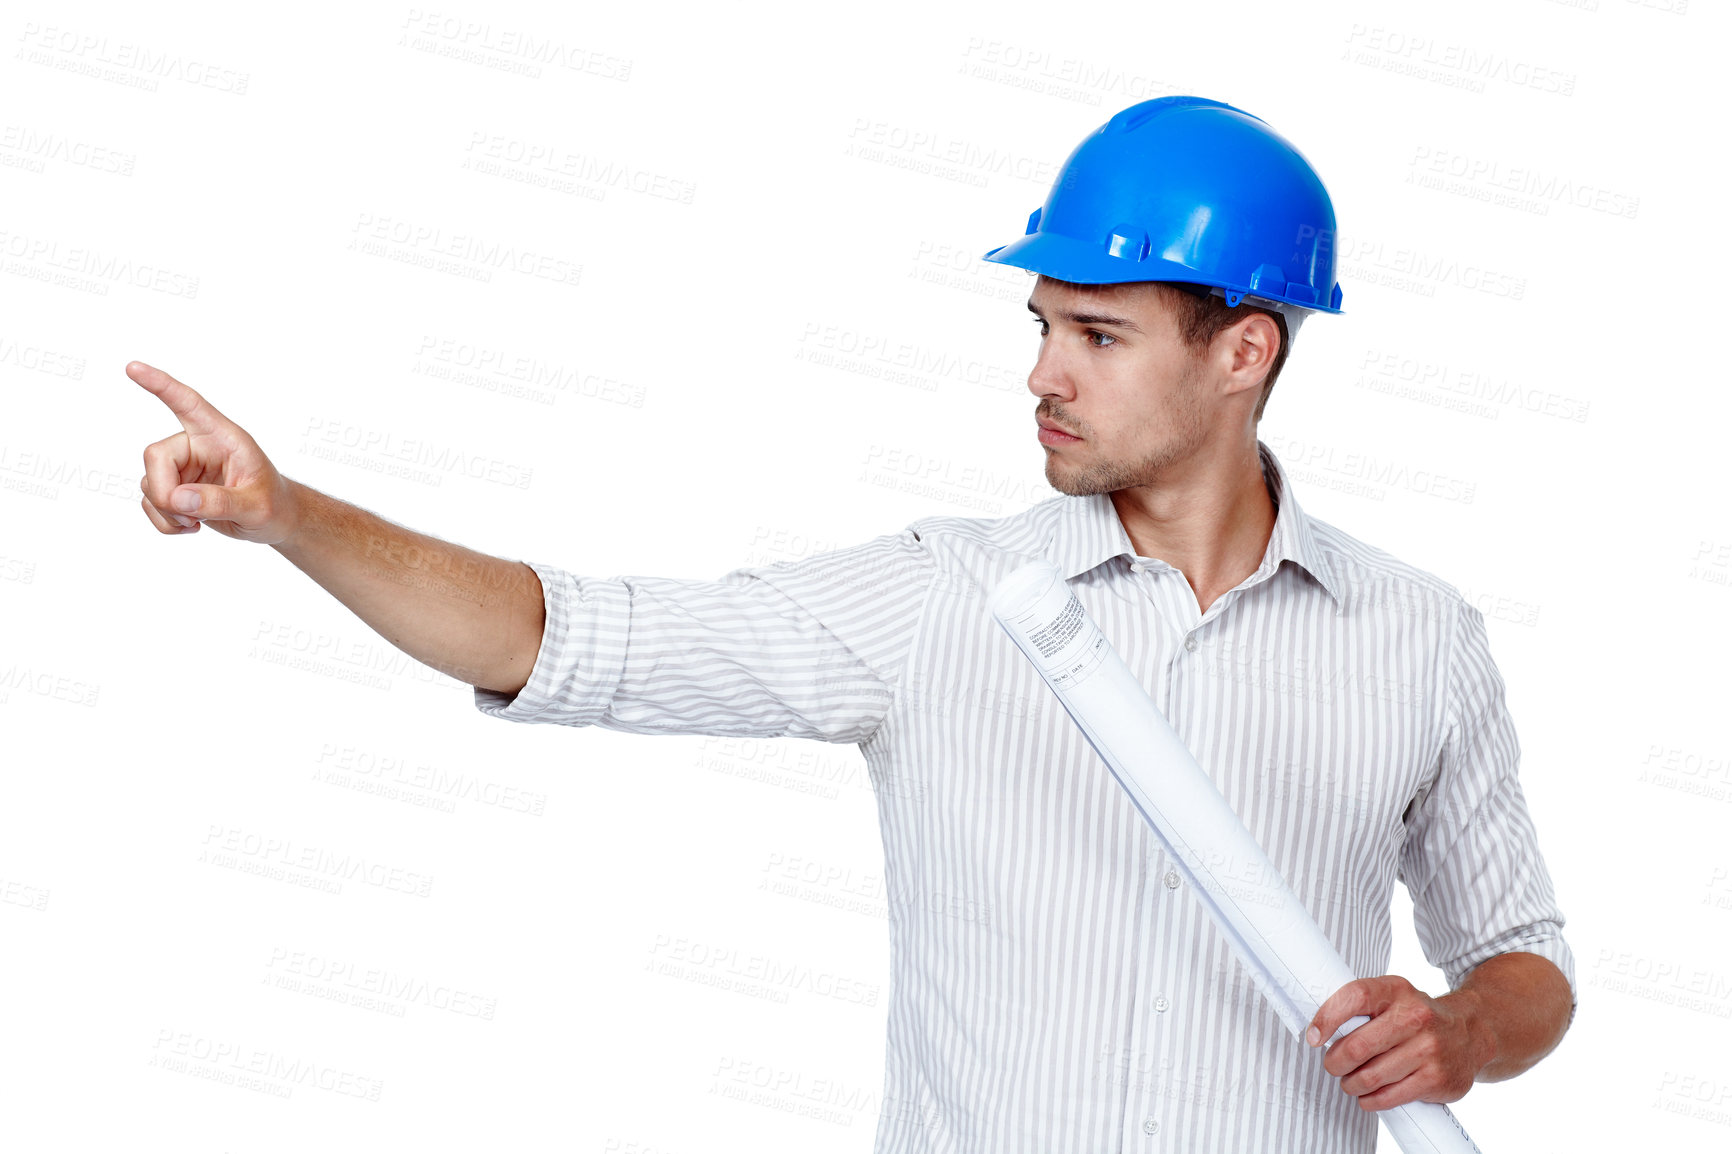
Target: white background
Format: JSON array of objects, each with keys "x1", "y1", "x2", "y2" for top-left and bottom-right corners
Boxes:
[{"x1": 2, "y1": 1, "x2": 1726, "y2": 1151}]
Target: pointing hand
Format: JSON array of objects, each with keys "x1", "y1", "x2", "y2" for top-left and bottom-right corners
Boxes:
[{"x1": 129, "y1": 361, "x2": 301, "y2": 545}]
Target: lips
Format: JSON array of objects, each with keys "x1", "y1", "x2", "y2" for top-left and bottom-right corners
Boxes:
[{"x1": 1037, "y1": 416, "x2": 1080, "y2": 439}]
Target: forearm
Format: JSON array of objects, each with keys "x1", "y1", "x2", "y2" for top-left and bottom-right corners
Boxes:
[
  {"x1": 272, "y1": 479, "x2": 545, "y2": 695},
  {"x1": 1441, "y1": 951, "x2": 1573, "y2": 1082}
]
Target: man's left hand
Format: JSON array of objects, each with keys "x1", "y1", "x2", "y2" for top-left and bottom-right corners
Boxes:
[{"x1": 1305, "y1": 976, "x2": 1495, "y2": 1111}]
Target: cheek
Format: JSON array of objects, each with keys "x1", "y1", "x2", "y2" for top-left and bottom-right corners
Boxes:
[
  {"x1": 1113, "y1": 385, "x2": 1176, "y2": 432},
  {"x1": 1082, "y1": 354, "x2": 1184, "y2": 437}
]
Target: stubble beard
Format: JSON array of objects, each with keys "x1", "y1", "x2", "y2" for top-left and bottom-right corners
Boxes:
[{"x1": 1042, "y1": 363, "x2": 1212, "y2": 497}]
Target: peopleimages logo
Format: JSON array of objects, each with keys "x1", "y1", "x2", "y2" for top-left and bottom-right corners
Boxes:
[
  {"x1": 300, "y1": 418, "x2": 534, "y2": 490},
  {"x1": 1407, "y1": 146, "x2": 1640, "y2": 220},
  {"x1": 1341, "y1": 25, "x2": 1577, "y2": 96},
  {"x1": 844, "y1": 119, "x2": 1059, "y2": 188},
  {"x1": 0, "y1": 227, "x2": 199, "y2": 297},
  {"x1": 347, "y1": 212, "x2": 582, "y2": 288},
  {"x1": 1295, "y1": 225, "x2": 1527, "y2": 301},
  {"x1": 1266, "y1": 435, "x2": 1477, "y2": 505},
  {"x1": 16, "y1": 22, "x2": 251, "y2": 94},
  {"x1": 1354, "y1": 347, "x2": 1591, "y2": 424},
  {"x1": 149, "y1": 1028, "x2": 384, "y2": 1101}
]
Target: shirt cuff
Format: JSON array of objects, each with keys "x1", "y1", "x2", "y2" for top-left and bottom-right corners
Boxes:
[{"x1": 471, "y1": 560, "x2": 631, "y2": 726}]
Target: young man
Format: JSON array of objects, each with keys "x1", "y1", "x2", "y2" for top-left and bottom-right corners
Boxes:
[{"x1": 131, "y1": 96, "x2": 1572, "y2": 1153}]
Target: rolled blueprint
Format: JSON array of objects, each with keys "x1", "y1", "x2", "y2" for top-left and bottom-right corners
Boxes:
[{"x1": 989, "y1": 560, "x2": 1481, "y2": 1154}]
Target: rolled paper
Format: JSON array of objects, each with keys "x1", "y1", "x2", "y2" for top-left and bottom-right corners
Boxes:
[{"x1": 989, "y1": 560, "x2": 1481, "y2": 1154}]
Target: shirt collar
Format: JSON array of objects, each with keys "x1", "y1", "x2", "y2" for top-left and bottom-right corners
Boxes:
[{"x1": 1042, "y1": 440, "x2": 1344, "y2": 608}]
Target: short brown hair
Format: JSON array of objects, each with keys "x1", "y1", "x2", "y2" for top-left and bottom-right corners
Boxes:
[{"x1": 1151, "y1": 283, "x2": 1290, "y2": 421}]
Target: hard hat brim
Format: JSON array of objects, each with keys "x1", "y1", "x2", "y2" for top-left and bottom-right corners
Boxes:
[{"x1": 983, "y1": 230, "x2": 1343, "y2": 316}]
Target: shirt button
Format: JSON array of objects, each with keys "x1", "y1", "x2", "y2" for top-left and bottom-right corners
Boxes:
[
  {"x1": 1154, "y1": 996, "x2": 1170, "y2": 1012},
  {"x1": 1143, "y1": 1118, "x2": 1160, "y2": 1136},
  {"x1": 1164, "y1": 871, "x2": 1180, "y2": 889},
  {"x1": 1130, "y1": 562, "x2": 1146, "y2": 573},
  {"x1": 1184, "y1": 635, "x2": 1199, "y2": 653}
]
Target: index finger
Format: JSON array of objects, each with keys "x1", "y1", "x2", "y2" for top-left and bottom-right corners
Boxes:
[{"x1": 126, "y1": 360, "x2": 233, "y2": 436}]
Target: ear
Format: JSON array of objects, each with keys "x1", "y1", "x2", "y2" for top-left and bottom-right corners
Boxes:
[{"x1": 1221, "y1": 311, "x2": 1282, "y2": 399}]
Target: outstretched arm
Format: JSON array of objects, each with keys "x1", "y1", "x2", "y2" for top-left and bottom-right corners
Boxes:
[
  {"x1": 1305, "y1": 950, "x2": 1573, "y2": 1111},
  {"x1": 130, "y1": 360, "x2": 545, "y2": 695}
]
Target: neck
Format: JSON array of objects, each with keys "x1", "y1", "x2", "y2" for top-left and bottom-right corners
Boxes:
[{"x1": 1108, "y1": 437, "x2": 1276, "y2": 616}]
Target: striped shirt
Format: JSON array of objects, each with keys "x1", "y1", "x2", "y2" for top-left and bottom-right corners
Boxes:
[{"x1": 475, "y1": 441, "x2": 1575, "y2": 1154}]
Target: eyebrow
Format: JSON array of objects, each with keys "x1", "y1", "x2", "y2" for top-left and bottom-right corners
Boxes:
[{"x1": 1026, "y1": 298, "x2": 1145, "y2": 335}]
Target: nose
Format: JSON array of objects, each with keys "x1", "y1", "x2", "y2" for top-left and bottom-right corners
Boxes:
[{"x1": 1026, "y1": 331, "x2": 1075, "y2": 402}]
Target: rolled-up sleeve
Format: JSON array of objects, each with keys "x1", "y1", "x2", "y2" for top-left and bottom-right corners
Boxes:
[
  {"x1": 473, "y1": 531, "x2": 933, "y2": 745},
  {"x1": 1400, "y1": 600, "x2": 1577, "y2": 1011},
  {"x1": 473, "y1": 561, "x2": 633, "y2": 727}
]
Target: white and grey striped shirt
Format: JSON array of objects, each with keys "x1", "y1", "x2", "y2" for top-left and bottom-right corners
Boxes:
[{"x1": 475, "y1": 441, "x2": 1575, "y2": 1154}]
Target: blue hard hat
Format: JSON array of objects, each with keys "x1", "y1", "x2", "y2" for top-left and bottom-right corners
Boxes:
[{"x1": 983, "y1": 96, "x2": 1343, "y2": 315}]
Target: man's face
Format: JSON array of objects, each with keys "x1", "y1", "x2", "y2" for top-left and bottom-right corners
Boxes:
[{"x1": 1025, "y1": 276, "x2": 1218, "y2": 497}]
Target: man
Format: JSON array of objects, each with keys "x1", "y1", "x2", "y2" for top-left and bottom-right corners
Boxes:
[{"x1": 131, "y1": 96, "x2": 1572, "y2": 1152}]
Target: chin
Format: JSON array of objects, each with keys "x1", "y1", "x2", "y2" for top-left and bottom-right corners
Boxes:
[{"x1": 1044, "y1": 460, "x2": 1110, "y2": 498}]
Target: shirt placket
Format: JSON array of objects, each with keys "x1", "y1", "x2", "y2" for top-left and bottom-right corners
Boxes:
[{"x1": 1112, "y1": 557, "x2": 1203, "y2": 1151}]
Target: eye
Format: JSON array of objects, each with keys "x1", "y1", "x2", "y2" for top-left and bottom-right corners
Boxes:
[
  {"x1": 1085, "y1": 330, "x2": 1116, "y2": 348},
  {"x1": 1031, "y1": 318, "x2": 1049, "y2": 337}
]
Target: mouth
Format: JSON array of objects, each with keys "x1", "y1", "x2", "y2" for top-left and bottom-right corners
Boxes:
[{"x1": 1036, "y1": 416, "x2": 1082, "y2": 445}]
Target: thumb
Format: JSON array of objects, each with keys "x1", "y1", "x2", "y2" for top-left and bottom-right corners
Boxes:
[
  {"x1": 1309, "y1": 979, "x2": 1373, "y2": 1048},
  {"x1": 170, "y1": 482, "x2": 256, "y2": 524}
]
